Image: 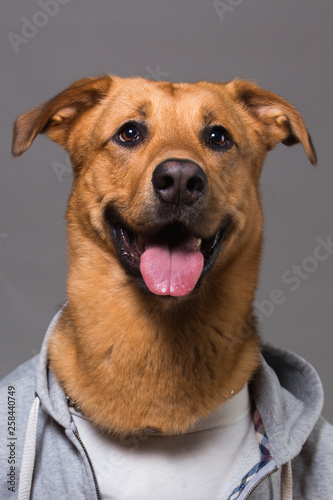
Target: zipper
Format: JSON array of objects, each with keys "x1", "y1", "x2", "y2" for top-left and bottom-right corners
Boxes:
[
  {"x1": 73, "y1": 430, "x2": 101, "y2": 500},
  {"x1": 242, "y1": 465, "x2": 279, "y2": 499}
]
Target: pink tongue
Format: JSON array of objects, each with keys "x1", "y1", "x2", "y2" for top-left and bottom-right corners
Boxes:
[{"x1": 140, "y1": 239, "x2": 204, "y2": 297}]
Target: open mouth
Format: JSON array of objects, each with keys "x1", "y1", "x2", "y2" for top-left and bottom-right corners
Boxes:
[{"x1": 111, "y1": 221, "x2": 229, "y2": 297}]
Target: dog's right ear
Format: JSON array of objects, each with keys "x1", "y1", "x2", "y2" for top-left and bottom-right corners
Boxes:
[{"x1": 12, "y1": 76, "x2": 112, "y2": 157}]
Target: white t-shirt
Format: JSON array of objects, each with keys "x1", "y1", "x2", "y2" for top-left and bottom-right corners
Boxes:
[{"x1": 71, "y1": 386, "x2": 260, "y2": 499}]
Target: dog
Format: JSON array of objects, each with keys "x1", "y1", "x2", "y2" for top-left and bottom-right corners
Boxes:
[{"x1": 6, "y1": 76, "x2": 333, "y2": 499}]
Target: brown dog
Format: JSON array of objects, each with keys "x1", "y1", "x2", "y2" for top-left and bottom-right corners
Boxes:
[{"x1": 12, "y1": 76, "x2": 316, "y2": 437}]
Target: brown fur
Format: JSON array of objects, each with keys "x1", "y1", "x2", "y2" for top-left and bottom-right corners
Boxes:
[{"x1": 12, "y1": 76, "x2": 316, "y2": 436}]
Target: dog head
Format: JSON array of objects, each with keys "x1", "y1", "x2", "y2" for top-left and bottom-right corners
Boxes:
[
  {"x1": 12, "y1": 76, "x2": 316, "y2": 300},
  {"x1": 12, "y1": 76, "x2": 317, "y2": 433}
]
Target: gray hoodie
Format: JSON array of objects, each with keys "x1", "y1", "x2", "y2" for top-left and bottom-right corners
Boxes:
[{"x1": 0, "y1": 308, "x2": 332, "y2": 499}]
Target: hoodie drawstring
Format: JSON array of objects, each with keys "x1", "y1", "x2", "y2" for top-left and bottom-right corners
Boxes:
[
  {"x1": 18, "y1": 395, "x2": 40, "y2": 500},
  {"x1": 281, "y1": 460, "x2": 293, "y2": 500}
]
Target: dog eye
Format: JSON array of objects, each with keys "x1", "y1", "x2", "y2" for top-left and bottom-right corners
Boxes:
[
  {"x1": 206, "y1": 126, "x2": 234, "y2": 151},
  {"x1": 112, "y1": 121, "x2": 147, "y2": 148},
  {"x1": 119, "y1": 124, "x2": 140, "y2": 143},
  {"x1": 209, "y1": 128, "x2": 226, "y2": 145}
]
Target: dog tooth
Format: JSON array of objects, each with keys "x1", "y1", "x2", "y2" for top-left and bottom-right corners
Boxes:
[
  {"x1": 195, "y1": 238, "x2": 202, "y2": 250},
  {"x1": 137, "y1": 234, "x2": 146, "y2": 250}
]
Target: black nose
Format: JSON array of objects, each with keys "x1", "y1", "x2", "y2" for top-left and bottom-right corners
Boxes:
[{"x1": 152, "y1": 160, "x2": 207, "y2": 205}]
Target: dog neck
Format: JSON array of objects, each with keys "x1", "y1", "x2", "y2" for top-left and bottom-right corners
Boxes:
[{"x1": 48, "y1": 230, "x2": 261, "y2": 436}]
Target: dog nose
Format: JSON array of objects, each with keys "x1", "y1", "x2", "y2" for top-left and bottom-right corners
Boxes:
[{"x1": 152, "y1": 160, "x2": 207, "y2": 205}]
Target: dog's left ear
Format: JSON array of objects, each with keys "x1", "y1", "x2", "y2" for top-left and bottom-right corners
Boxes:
[
  {"x1": 12, "y1": 75, "x2": 112, "y2": 157},
  {"x1": 227, "y1": 79, "x2": 317, "y2": 165}
]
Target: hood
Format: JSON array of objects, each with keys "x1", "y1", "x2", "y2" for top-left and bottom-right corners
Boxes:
[
  {"x1": 253, "y1": 344, "x2": 324, "y2": 466},
  {"x1": 35, "y1": 307, "x2": 72, "y2": 430}
]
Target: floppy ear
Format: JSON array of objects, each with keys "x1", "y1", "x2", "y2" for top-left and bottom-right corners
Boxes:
[
  {"x1": 227, "y1": 79, "x2": 317, "y2": 165},
  {"x1": 12, "y1": 75, "x2": 112, "y2": 157}
]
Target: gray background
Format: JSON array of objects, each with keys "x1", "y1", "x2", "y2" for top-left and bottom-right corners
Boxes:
[{"x1": 1, "y1": 0, "x2": 332, "y2": 421}]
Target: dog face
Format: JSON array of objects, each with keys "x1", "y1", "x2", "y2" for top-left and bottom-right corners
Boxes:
[{"x1": 13, "y1": 76, "x2": 316, "y2": 299}]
